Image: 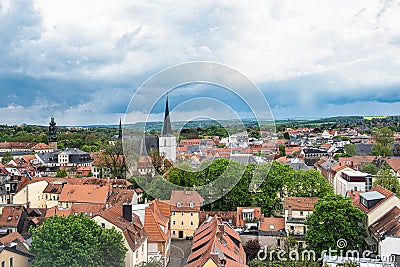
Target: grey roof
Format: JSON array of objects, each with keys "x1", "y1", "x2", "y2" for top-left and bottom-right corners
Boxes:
[
  {"x1": 37, "y1": 149, "x2": 93, "y2": 164},
  {"x1": 360, "y1": 191, "x2": 385, "y2": 201},
  {"x1": 355, "y1": 143, "x2": 373, "y2": 156},
  {"x1": 284, "y1": 162, "x2": 310, "y2": 171}
]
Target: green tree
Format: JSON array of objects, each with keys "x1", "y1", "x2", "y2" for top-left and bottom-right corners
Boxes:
[
  {"x1": 279, "y1": 144, "x2": 286, "y2": 157},
  {"x1": 55, "y1": 169, "x2": 68, "y2": 178},
  {"x1": 100, "y1": 140, "x2": 128, "y2": 178},
  {"x1": 286, "y1": 169, "x2": 333, "y2": 198},
  {"x1": 1, "y1": 152, "x2": 13, "y2": 164},
  {"x1": 371, "y1": 127, "x2": 394, "y2": 156},
  {"x1": 373, "y1": 165, "x2": 400, "y2": 193},
  {"x1": 243, "y1": 239, "x2": 261, "y2": 262},
  {"x1": 361, "y1": 163, "x2": 379, "y2": 175},
  {"x1": 343, "y1": 144, "x2": 357, "y2": 156},
  {"x1": 283, "y1": 132, "x2": 290, "y2": 139},
  {"x1": 30, "y1": 214, "x2": 127, "y2": 267},
  {"x1": 305, "y1": 195, "x2": 366, "y2": 256}
]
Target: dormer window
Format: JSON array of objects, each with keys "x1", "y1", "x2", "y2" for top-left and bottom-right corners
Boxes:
[
  {"x1": 177, "y1": 202, "x2": 182, "y2": 208},
  {"x1": 189, "y1": 202, "x2": 194, "y2": 208}
]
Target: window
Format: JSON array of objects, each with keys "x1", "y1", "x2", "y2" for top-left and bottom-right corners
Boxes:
[
  {"x1": 173, "y1": 221, "x2": 176, "y2": 225},
  {"x1": 177, "y1": 202, "x2": 181, "y2": 208},
  {"x1": 190, "y1": 221, "x2": 194, "y2": 226},
  {"x1": 1, "y1": 261, "x2": 4, "y2": 267},
  {"x1": 300, "y1": 211, "x2": 304, "y2": 216},
  {"x1": 172, "y1": 212, "x2": 175, "y2": 216},
  {"x1": 136, "y1": 250, "x2": 138, "y2": 259},
  {"x1": 190, "y1": 212, "x2": 193, "y2": 217},
  {"x1": 189, "y1": 202, "x2": 194, "y2": 208},
  {"x1": 181, "y1": 212, "x2": 184, "y2": 216},
  {"x1": 172, "y1": 230, "x2": 176, "y2": 235},
  {"x1": 277, "y1": 239, "x2": 281, "y2": 247},
  {"x1": 101, "y1": 223, "x2": 106, "y2": 228},
  {"x1": 10, "y1": 257, "x2": 13, "y2": 267},
  {"x1": 142, "y1": 244, "x2": 144, "y2": 253},
  {"x1": 181, "y1": 221, "x2": 184, "y2": 226}
]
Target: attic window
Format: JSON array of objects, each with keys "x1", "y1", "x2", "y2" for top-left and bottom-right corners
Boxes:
[
  {"x1": 189, "y1": 202, "x2": 194, "y2": 208},
  {"x1": 7, "y1": 216, "x2": 12, "y2": 221},
  {"x1": 177, "y1": 202, "x2": 182, "y2": 208}
]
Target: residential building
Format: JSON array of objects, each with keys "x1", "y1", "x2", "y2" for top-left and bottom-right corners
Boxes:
[
  {"x1": 58, "y1": 184, "x2": 109, "y2": 209},
  {"x1": 185, "y1": 216, "x2": 247, "y2": 267},
  {"x1": 236, "y1": 207, "x2": 261, "y2": 232},
  {"x1": 133, "y1": 200, "x2": 171, "y2": 266},
  {"x1": 93, "y1": 204, "x2": 148, "y2": 267},
  {"x1": 0, "y1": 206, "x2": 27, "y2": 235},
  {"x1": 347, "y1": 185, "x2": 400, "y2": 226},
  {"x1": 369, "y1": 206, "x2": 400, "y2": 262},
  {"x1": 0, "y1": 232, "x2": 34, "y2": 267},
  {"x1": 284, "y1": 197, "x2": 318, "y2": 243},
  {"x1": 13, "y1": 180, "x2": 49, "y2": 208},
  {"x1": 170, "y1": 190, "x2": 204, "y2": 239},
  {"x1": 336, "y1": 170, "x2": 372, "y2": 196}
]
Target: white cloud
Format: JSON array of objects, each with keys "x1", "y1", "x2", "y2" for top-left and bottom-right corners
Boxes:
[{"x1": 1, "y1": 0, "x2": 400, "y2": 124}]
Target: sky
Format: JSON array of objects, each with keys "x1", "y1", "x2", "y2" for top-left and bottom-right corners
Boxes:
[{"x1": 0, "y1": 0, "x2": 400, "y2": 126}]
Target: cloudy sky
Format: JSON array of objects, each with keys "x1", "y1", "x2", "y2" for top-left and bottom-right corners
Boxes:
[{"x1": 1, "y1": 0, "x2": 400, "y2": 126}]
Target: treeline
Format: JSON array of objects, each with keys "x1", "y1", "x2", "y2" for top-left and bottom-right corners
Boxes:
[
  {"x1": 132, "y1": 159, "x2": 333, "y2": 216},
  {"x1": 0, "y1": 124, "x2": 118, "y2": 152}
]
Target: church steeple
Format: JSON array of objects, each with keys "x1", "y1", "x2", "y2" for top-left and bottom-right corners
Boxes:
[
  {"x1": 48, "y1": 116, "x2": 58, "y2": 149},
  {"x1": 118, "y1": 118, "x2": 122, "y2": 140},
  {"x1": 158, "y1": 94, "x2": 176, "y2": 162},
  {"x1": 162, "y1": 94, "x2": 172, "y2": 136}
]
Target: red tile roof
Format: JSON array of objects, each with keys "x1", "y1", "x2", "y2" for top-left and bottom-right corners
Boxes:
[
  {"x1": 59, "y1": 184, "x2": 109, "y2": 204},
  {"x1": 284, "y1": 197, "x2": 319, "y2": 211},
  {"x1": 144, "y1": 200, "x2": 170, "y2": 243},
  {"x1": 170, "y1": 190, "x2": 204, "y2": 212},
  {"x1": 96, "y1": 205, "x2": 147, "y2": 251},
  {"x1": 0, "y1": 232, "x2": 25, "y2": 244},
  {"x1": 185, "y1": 216, "x2": 247, "y2": 267},
  {"x1": 347, "y1": 185, "x2": 395, "y2": 213},
  {"x1": 45, "y1": 207, "x2": 72, "y2": 218},
  {"x1": 0, "y1": 205, "x2": 25, "y2": 227},
  {"x1": 259, "y1": 216, "x2": 285, "y2": 232}
]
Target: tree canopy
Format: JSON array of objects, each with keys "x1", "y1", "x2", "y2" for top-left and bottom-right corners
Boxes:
[
  {"x1": 373, "y1": 165, "x2": 400, "y2": 193},
  {"x1": 305, "y1": 195, "x2": 366, "y2": 256},
  {"x1": 371, "y1": 127, "x2": 394, "y2": 156},
  {"x1": 30, "y1": 214, "x2": 127, "y2": 267}
]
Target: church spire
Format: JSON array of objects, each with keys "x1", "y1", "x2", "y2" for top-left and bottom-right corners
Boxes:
[
  {"x1": 118, "y1": 118, "x2": 122, "y2": 140},
  {"x1": 162, "y1": 94, "x2": 172, "y2": 136}
]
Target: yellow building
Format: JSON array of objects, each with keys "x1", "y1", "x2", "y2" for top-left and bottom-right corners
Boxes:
[
  {"x1": 169, "y1": 190, "x2": 204, "y2": 239},
  {"x1": 284, "y1": 197, "x2": 318, "y2": 245}
]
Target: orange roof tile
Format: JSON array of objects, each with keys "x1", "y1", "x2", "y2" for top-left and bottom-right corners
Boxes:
[
  {"x1": 0, "y1": 205, "x2": 25, "y2": 227},
  {"x1": 185, "y1": 216, "x2": 247, "y2": 267},
  {"x1": 59, "y1": 184, "x2": 109, "y2": 204},
  {"x1": 347, "y1": 185, "x2": 395, "y2": 213},
  {"x1": 284, "y1": 197, "x2": 319, "y2": 211},
  {"x1": 260, "y1": 217, "x2": 285, "y2": 232},
  {"x1": 97, "y1": 205, "x2": 147, "y2": 251},
  {"x1": 170, "y1": 190, "x2": 204, "y2": 212},
  {"x1": 144, "y1": 201, "x2": 170, "y2": 243},
  {"x1": 0, "y1": 232, "x2": 25, "y2": 244}
]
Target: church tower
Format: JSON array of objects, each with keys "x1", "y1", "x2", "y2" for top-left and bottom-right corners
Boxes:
[
  {"x1": 48, "y1": 116, "x2": 58, "y2": 149},
  {"x1": 159, "y1": 95, "x2": 176, "y2": 162},
  {"x1": 118, "y1": 118, "x2": 123, "y2": 140}
]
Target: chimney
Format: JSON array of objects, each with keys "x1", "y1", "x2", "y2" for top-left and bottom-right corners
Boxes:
[{"x1": 123, "y1": 204, "x2": 132, "y2": 222}]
